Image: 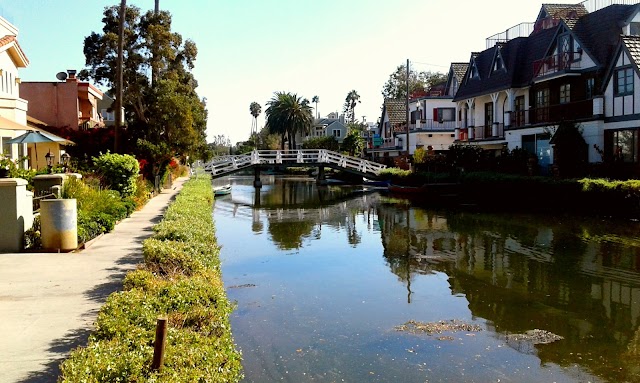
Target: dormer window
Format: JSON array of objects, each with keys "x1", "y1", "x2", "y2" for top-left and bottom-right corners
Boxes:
[
  {"x1": 492, "y1": 49, "x2": 505, "y2": 73},
  {"x1": 629, "y1": 22, "x2": 640, "y2": 35},
  {"x1": 469, "y1": 59, "x2": 480, "y2": 80}
]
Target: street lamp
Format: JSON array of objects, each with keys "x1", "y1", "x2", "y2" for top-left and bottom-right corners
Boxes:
[{"x1": 45, "y1": 150, "x2": 54, "y2": 173}]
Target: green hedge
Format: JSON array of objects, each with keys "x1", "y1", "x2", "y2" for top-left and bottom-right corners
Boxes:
[{"x1": 59, "y1": 175, "x2": 243, "y2": 382}]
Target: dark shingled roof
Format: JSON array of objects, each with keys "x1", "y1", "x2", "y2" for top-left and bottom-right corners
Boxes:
[
  {"x1": 455, "y1": 3, "x2": 640, "y2": 102},
  {"x1": 572, "y1": 4, "x2": 639, "y2": 66}
]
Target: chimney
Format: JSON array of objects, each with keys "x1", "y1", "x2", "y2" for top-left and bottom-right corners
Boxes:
[{"x1": 66, "y1": 69, "x2": 77, "y2": 82}]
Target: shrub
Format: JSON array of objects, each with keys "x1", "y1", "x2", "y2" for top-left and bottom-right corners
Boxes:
[
  {"x1": 60, "y1": 175, "x2": 243, "y2": 382},
  {"x1": 93, "y1": 152, "x2": 140, "y2": 197}
]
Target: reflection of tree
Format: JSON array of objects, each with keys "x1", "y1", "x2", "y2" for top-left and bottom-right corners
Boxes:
[
  {"x1": 268, "y1": 220, "x2": 315, "y2": 250},
  {"x1": 377, "y1": 201, "x2": 640, "y2": 381},
  {"x1": 346, "y1": 212, "x2": 361, "y2": 247}
]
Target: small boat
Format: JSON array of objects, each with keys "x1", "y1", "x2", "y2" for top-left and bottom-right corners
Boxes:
[
  {"x1": 363, "y1": 178, "x2": 390, "y2": 187},
  {"x1": 213, "y1": 184, "x2": 231, "y2": 196}
]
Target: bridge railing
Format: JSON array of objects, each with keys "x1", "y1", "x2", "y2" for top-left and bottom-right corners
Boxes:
[{"x1": 205, "y1": 149, "x2": 387, "y2": 177}]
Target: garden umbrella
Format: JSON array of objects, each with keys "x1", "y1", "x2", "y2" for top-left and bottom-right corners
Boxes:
[{"x1": 5, "y1": 130, "x2": 74, "y2": 167}]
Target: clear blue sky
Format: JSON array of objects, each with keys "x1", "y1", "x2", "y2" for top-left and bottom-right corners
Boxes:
[{"x1": 2, "y1": 0, "x2": 579, "y2": 145}]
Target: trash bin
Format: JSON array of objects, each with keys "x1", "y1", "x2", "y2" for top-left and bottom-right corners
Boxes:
[{"x1": 40, "y1": 199, "x2": 77, "y2": 252}]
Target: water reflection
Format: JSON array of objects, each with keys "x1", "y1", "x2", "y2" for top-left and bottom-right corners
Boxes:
[
  {"x1": 216, "y1": 177, "x2": 640, "y2": 382},
  {"x1": 377, "y1": 202, "x2": 640, "y2": 381}
]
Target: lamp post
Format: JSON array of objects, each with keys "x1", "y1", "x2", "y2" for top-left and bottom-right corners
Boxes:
[{"x1": 45, "y1": 150, "x2": 54, "y2": 173}]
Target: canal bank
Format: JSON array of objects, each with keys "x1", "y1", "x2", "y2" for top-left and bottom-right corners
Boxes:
[{"x1": 0, "y1": 177, "x2": 187, "y2": 383}]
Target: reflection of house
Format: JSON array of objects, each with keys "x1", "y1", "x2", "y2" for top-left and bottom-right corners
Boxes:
[
  {"x1": 297, "y1": 116, "x2": 348, "y2": 147},
  {"x1": 20, "y1": 70, "x2": 104, "y2": 130},
  {"x1": 0, "y1": 15, "x2": 29, "y2": 163},
  {"x1": 453, "y1": 2, "x2": 640, "y2": 174}
]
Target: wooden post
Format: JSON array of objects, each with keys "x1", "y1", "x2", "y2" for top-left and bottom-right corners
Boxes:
[{"x1": 151, "y1": 317, "x2": 168, "y2": 371}]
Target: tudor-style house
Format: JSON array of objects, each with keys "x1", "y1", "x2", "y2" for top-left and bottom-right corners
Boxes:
[{"x1": 453, "y1": 1, "x2": 640, "y2": 173}]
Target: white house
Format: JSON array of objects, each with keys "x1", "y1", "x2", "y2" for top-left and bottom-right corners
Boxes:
[
  {"x1": 0, "y1": 15, "x2": 29, "y2": 162},
  {"x1": 453, "y1": 2, "x2": 640, "y2": 174}
]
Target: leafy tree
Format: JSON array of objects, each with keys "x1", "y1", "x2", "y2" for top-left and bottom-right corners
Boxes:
[
  {"x1": 302, "y1": 136, "x2": 339, "y2": 151},
  {"x1": 265, "y1": 91, "x2": 313, "y2": 150},
  {"x1": 208, "y1": 134, "x2": 231, "y2": 156},
  {"x1": 341, "y1": 128, "x2": 365, "y2": 156},
  {"x1": 312, "y1": 95, "x2": 319, "y2": 119},
  {"x1": 343, "y1": 90, "x2": 360, "y2": 123},
  {"x1": 381, "y1": 64, "x2": 447, "y2": 100},
  {"x1": 79, "y1": 5, "x2": 208, "y2": 177}
]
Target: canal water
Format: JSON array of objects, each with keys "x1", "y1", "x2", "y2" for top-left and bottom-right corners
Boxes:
[{"x1": 214, "y1": 176, "x2": 640, "y2": 383}]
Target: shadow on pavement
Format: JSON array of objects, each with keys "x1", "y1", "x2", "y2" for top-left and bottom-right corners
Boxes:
[{"x1": 16, "y1": 327, "x2": 93, "y2": 383}]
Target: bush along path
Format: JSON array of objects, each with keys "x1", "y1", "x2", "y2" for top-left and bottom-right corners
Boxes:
[{"x1": 59, "y1": 175, "x2": 243, "y2": 382}]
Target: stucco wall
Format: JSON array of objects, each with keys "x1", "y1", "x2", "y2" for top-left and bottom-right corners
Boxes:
[{"x1": 20, "y1": 82, "x2": 79, "y2": 129}]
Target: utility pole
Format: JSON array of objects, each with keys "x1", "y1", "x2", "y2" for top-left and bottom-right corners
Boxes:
[
  {"x1": 115, "y1": 0, "x2": 126, "y2": 153},
  {"x1": 406, "y1": 58, "x2": 410, "y2": 157}
]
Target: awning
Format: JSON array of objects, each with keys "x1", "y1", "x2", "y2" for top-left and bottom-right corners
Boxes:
[{"x1": 0, "y1": 116, "x2": 33, "y2": 131}]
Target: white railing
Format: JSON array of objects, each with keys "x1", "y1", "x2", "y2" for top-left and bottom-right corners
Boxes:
[{"x1": 204, "y1": 149, "x2": 387, "y2": 177}]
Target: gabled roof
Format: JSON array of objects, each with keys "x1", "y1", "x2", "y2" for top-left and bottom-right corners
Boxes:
[
  {"x1": 451, "y1": 62, "x2": 469, "y2": 81},
  {"x1": 383, "y1": 99, "x2": 406, "y2": 126},
  {"x1": 602, "y1": 35, "x2": 640, "y2": 92},
  {"x1": 0, "y1": 35, "x2": 29, "y2": 67},
  {"x1": 314, "y1": 118, "x2": 344, "y2": 129},
  {"x1": 571, "y1": 4, "x2": 639, "y2": 67},
  {"x1": 622, "y1": 35, "x2": 640, "y2": 68},
  {"x1": 454, "y1": 36, "x2": 531, "y2": 101},
  {"x1": 538, "y1": 3, "x2": 589, "y2": 21}
]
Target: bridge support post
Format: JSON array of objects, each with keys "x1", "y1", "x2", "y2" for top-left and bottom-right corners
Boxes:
[
  {"x1": 316, "y1": 166, "x2": 327, "y2": 185},
  {"x1": 253, "y1": 167, "x2": 262, "y2": 188}
]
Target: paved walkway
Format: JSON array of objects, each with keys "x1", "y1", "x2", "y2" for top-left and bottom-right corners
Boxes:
[{"x1": 0, "y1": 177, "x2": 188, "y2": 383}]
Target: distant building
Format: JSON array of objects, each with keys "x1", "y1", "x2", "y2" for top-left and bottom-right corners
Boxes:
[
  {"x1": 21, "y1": 70, "x2": 104, "y2": 130},
  {"x1": 98, "y1": 93, "x2": 125, "y2": 127}
]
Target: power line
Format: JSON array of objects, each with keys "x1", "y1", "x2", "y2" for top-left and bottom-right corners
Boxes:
[{"x1": 411, "y1": 61, "x2": 450, "y2": 68}]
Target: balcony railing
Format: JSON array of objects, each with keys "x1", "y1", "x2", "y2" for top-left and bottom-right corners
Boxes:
[
  {"x1": 458, "y1": 124, "x2": 505, "y2": 142},
  {"x1": 507, "y1": 99, "x2": 593, "y2": 129},
  {"x1": 533, "y1": 52, "x2": 582, "y2": 77},
  {"x1": 409, "y1": 119, "x2": 456, "y2": 131}
]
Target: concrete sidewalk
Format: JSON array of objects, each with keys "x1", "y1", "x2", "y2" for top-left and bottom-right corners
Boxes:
[{"x1": 0, "y1": 177, "x2": 188, "y2": 383}]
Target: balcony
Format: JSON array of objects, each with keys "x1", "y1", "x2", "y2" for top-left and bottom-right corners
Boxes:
[
  {"x1": 507, "y1": 99, "x2": 593, "y2": 129},
  {"x1": 409, "y1": 119, "x2": 456, "y2": 131},
  {"x1": 458, "y1": 124, "x2": 505, "y2": 142},
  {"x1": 533, "y1": 52, "x2": 582, "y2": 78}
]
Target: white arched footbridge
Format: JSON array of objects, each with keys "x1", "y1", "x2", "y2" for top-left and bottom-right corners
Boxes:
[{"x1": 204, "y1": 149, "x2": 387, "y2": 184}]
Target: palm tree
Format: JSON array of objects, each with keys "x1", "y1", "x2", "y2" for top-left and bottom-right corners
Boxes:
[
  {"x1": 265, "y1": 91, "x2": 313, "y2": 150},
  {"x1": 343, "y1": 90, "x2": 361, "y2": 123},
  {"x1": 312, "y1": 95, "x2": 319, "y2": 119},
  {"x1": 249, "y1": 101, "x2": 261, "y2": 147}
]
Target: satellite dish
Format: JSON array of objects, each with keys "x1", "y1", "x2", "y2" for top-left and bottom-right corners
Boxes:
[{"x1": 56, "y1": 71, "x2": 68, "y2": 81}]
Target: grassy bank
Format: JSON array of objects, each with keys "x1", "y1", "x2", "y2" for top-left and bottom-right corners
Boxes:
[{"x1": 59, "y1": 175, "x2": 243, "y2": 382}]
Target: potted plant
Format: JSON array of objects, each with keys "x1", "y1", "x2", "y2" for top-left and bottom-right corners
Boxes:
[{"x1": 0, "y1": 155, "x2": 15, "y2": 178}]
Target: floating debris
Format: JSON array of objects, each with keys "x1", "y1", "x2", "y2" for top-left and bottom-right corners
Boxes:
[
  {"x1": 228, "y1": 283, "x2": 256, "y2": 289},
  {"x1": 395, "y1": 320, "x2": 482, "y2": 335},
  {"x1": 505, "y1": 329, "x2": 564, "y2": 345}
]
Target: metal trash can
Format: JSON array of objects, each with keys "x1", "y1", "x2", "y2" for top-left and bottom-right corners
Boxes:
[{"x1": 40, "y1": 199, "x2": 77, "y2": 252}]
